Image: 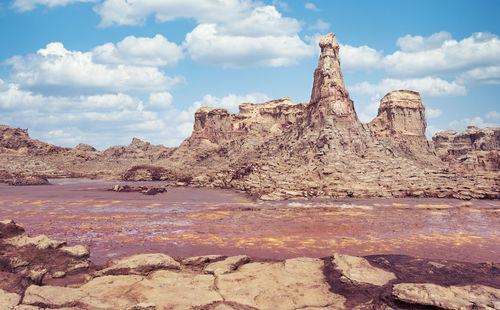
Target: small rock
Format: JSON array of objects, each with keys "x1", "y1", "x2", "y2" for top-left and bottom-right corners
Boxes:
[
  {"x1": 5, "y1": 233, "x2": 65, "y2": 250},
  {"x1": 332, "y1": 254, "x2": 396, "y2": 286},
  {"x1": 204, "y1": 255, "x2": 250, "y2": 276},
  {"x1": 182, "y1": 255, "x2": 224, "y2": 266},
  {"x1": 60, "y1": 245, "x2": 90, "y2": 258},
  {"x1": 52, "y1": 271, "x2": 66, "y2": 278},
  {"x1": 127, "y1": 303, "x2": 156, "y2": 310},
  {"x1": 28, "y1": 268, "x2": 47, "y2": 284},
  {"x1": 96, "y1": 253, "x2": 180, "y2": 276}
]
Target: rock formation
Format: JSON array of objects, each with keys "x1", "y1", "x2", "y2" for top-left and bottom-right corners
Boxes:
[
  {"x1": 433, "y1": 126, "x2": 500, "y2": 172},
  {"x1": 1, "y1": 220, "x2": 499, "y2": 309},
  {"x1": 369, "y1": 90, "x2": 435, "y2": 160},
  {"x1": 0, "y1": 32, "x2": 499, "y2": 199}
]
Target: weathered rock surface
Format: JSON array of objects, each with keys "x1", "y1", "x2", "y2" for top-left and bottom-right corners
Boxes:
[
  {"x1": 433, "y1": 126, "x2": 500, "y2": 172},
  {"x1": 1, "y1": 221, "x2": 499, "y2": 310},
  {"x1": 217, "y1": 257, "x2": 346, "y2": 309},
  {"x1": 332, "y1": 254, "x2": 396, "y2": 286},
  {"x1": 392, "y1": 283, "x2": 500, "y2": 309},
  {"x1": 95, "y1": 253, "x2": 180, "y2": 276},
  {"x1": 369, "y1": 90, "x2": 435, "y2": 160}
]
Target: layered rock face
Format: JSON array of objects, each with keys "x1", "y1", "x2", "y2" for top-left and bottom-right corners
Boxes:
[
  {"x1": 369, "y1": 90, "x2": 435, "y2": 158},
  {"x1": 433, "y1": 126, "x2": 500, "y2": 172},
  {"x1": 183, "y1": 97, "x2": 305, "y2": 148}
]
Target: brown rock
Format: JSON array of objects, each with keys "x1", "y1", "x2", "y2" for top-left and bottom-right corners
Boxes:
[
  {"x1": 217, "y1": 257, "x2": 346, "y2": 309},
  {"x1": 204, "y1": 255, "x2": 249, "y2": 275},
  {"x1": 95, "y1": 253, "x2": 180, "y2": 276},
  {"x1": 392, "y1": 283, "x2": 500, "y2": 309},
  {"x1": 332, "y1": 254, "x2": 396, "y2": 286},
  {"x1": 369, "y1": 90, "x2": 435, "y2": 159}
]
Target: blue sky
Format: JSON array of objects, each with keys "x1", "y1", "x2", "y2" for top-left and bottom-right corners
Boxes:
[{"x1": 1, "y1": 0, "x2": 499, "y2": 149}]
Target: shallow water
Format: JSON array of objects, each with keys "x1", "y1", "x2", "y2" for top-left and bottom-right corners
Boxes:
[{"x1": 0, "y1": 178, "x2": 498, "y2": 265}]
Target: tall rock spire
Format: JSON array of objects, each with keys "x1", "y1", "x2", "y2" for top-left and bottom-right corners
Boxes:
[{"x1": 307, "y1": 33, "x2": 360, "y2": 128}]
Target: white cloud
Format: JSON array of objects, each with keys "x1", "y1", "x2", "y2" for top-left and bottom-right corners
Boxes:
[
  {"x1": 6, "y1": 42, "x2": 182, "y2": 94},
  {"x1": 485, "y1": 111, "x2": 500, "y2": 121},
  {"x1": 396, "y1": 31, "x2": 453, "y2": 52},
  {"x1": 147, "y1": 92, "x2": 173, "y2": 110},
  {"x1": 94, "y1": 0, "x2": 256, "y2": 27},
  {"x1": 350, "y1": 77, "x2": 466, "y2": 98},
  {"x1": 426, "y1": 108, "x2": 442, "y2": 119},
  {"x1": 304, "y1": 3, "x2": 319, "y2": 11},
  {"x1": 92, "y1": 34, "x2": 183, "y2": 67},
  {"x1": 383, "y1": 32, "x2": 500, "y2": 77},
  {"x1": 449, "y1": 115, "x2": 500, "y2": 131},
  {"x1": 309, "y1": 19, "x2": 329, "y2": 32},
  {"x1": 184, "y1": 23, "x2": 315, "y2": 67},
  {"x1": 457, "y1": 66, "x2": 500, "y2": 85},
  {"x1": 339, "y1": 44, "x2": 383, "y2": 71},
  {"x1": 12, "y1": 0, "x2": 96, "y2": 11}
]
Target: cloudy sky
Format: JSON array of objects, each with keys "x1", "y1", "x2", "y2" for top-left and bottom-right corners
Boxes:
[{"x1": 1, "y1": 0, "x2": 499, "y2": 149}]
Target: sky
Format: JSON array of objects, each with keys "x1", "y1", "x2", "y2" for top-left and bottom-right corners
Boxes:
[{"x1": 0, "y1": 0, "x2": 499, "y2": 149}]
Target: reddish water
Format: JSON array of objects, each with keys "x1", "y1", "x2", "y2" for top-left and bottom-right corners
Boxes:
[{"x1": 0, "y1": 179, "x2": 498, "y2": 265}]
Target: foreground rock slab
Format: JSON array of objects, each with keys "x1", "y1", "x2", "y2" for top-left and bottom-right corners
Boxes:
[
  {"x1": 392, "y1": 283, "x2": 500, "y2": 310},
  {"x1": 332, "y1": 254, "x2": 396, "y2": 286},
  {"x1": 217, "y1": 257, "x2": 346, "y2": 309}
]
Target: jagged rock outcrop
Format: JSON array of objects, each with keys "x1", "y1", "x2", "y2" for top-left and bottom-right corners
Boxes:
[
  {"x1": 369, "y1": 90, "x2": 435, "y2": 160},
  {"x1": 1, "y1": 220, "x2": 499, "y2": 310},
  {"x1": 433, "y1": 126, "x2": 500, "y2": 172},
  {"x1": 183, "y1": 97, "x2": 305, "y2": 149}
]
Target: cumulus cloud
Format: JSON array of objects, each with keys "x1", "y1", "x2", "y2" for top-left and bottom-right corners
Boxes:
[
  {"x1": 383, "y1": 32, "x2": 500, "y2": 78},
  {"x1": 349, "y1": 77, "x2": 467, "y2": 98},
  {"x1": 457, "y1": 66, "x2": 500, "y2": 85},
  {"x1": 184, "y1": 24, "x2": 315, "y2": 67},
  {"x1": 95, "y1": 0, "x2": 256, "y2": 27},
  {"x1": 6, "y1": 42, "x2": 182, "y2": 95},
  {"x1": 93, "y1": 0, "x2": 313, "y2": 68},
  {"x1": 304, "y1": 3, "x2": 319, "y2": 11},
  {"x1": 340, "y1": 44, "x2": 383, "y2": 71},
  {"x1": 12, "y1": 0, "x2": 96, "y2": 11},
  {"x1": 92, "y1": 34, "x2": 183, "y2": 67},
  {"x1": 396, "y1": 31, "x2": 453, "y2": 52}
]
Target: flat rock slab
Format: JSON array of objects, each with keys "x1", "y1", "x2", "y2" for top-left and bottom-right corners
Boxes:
[
  {"x1": 217, "y1": 257, "x2": 346, "y2": 310},
  {"x1": 332, "y1": 254, "x2": 396, "y2": 286},
  {"x1": 392, "y1": 283, "x2": 500, "y2": 310},
  {"x1": 96, "y1": 253, "x2": 180, "y2": 276},
  {"x1": 23, "y1": 271, "x2": 222, "y2": 309},
  {"x1": 204, "y1": 255, "x2": 249, "y2": 276},
  {"x1": 5, "y1": 233, "x2": 65, "y2": 250}
]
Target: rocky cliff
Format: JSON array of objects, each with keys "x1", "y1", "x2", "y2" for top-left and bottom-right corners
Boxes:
[
  {"x1": 369, "y1": 90, "x2": 435, "y2": 160},
  {"x1": 0, "y1": 33, "x2": 498, "y2": 199},
  {"x1": 433, "y1": 126, "x2": 500, "y2": 172}
]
